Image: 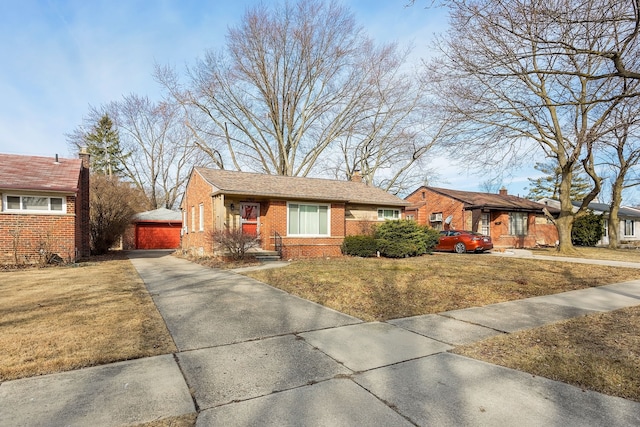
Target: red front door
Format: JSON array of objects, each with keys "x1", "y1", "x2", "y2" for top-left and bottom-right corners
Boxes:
[{"x1": 240, "y1": 203, "x2": 260, "y2": 236}]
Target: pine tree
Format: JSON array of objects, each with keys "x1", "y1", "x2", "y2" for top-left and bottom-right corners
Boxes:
[
  {"x1": 525, "y1": 162, "x2": 591, "y2": 201},
  {"x1": 84, "y1": 114, "x2": 126, "y2": 176}
]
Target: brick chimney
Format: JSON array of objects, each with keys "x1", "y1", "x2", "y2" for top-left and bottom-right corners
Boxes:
[
  {"x1": 499, "y1": 187, "x2": 508, "y2": 196},
  {"x1": 77, "y1": 148, "x2": 91, "y2": 258},
  {"x1": 351, "y1": 170, "x2": 363, "y2": 183}
]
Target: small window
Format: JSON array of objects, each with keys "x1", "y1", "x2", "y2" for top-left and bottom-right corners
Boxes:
[
  {"x1": 183, "y1": 210, "x2": 188, "y2": 234},
  {"x1": 377, "y1": 208, "x2": 400, "y2": 220},
  {"x1": 199, "y1": 203, "x2": 204, "y2": 232},
  {"x1": 624, "y1": 220, "x2": 635, "y2": 237},
  {"x1": 3, "y1": 195, "x2": 66, "y2": 213},
  {"x1": 191, "y1": 206, "x2": 195, "y2": 233}
]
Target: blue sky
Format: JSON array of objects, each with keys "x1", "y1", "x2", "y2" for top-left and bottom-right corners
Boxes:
[{"x1": 0, "y1": 0, "x2": 541, "y2": 197}]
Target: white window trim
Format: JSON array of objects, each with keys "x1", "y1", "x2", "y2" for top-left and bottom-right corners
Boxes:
[
  {"x1": 199, "y1": 203, "x2": 204, "y2": 232},
  {"x1": 2, "y1": 194, "x2": 67, "y2": 214},
  {"x1": 377, "y1": 208, "x2": 400, "y2": 221},
  {"x1": 624, "y1": 219, "x2": 635, "y2": 237},
  {"x1": 191, "y1": 206, "x2": 195, "y2": 234},
  {"x1": 182, "y1": 210, "x2": 188, "y2": 234},
  {"x1": 287, "y1": 201, "x2": 331, "y2": 237}
]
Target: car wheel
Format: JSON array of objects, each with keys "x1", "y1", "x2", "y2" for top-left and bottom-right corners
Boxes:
[{"x1": 454, "y1": 242, "x2": 466, "y2": 254}]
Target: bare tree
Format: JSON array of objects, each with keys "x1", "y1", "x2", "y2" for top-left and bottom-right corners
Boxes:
[
  {"x1": 108, "y1": 94, "x2": 209, "y2": 209},
  {"x1": 426, "y1": 0, "x2": 640, "y2": 252},
  {"x1": 70, "y1": 96, "x2": 209, "y2": 210},
  {"x1": 598, "y1": 99, "x2": 640, "y2": 248},
  {"x1": 157, "y1": 0, "x2": 435, "y2": 187}
]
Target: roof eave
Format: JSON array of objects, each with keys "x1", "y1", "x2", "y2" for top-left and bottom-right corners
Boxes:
[{"x1": 211, "y1": 190, "x2": 408, "y2": 206}]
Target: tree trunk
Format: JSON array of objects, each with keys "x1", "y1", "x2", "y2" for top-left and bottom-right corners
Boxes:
[
  {"x1": 608, "y1": 177, "x2": 624, "y2": 249},
  {"x1": 555, "y1": 214, "x2": 576, "y2": 253}
]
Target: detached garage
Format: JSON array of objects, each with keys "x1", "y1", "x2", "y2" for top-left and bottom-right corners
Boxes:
[{"x1": 132, "y1": 208, "x2": 182, "y2": 250}]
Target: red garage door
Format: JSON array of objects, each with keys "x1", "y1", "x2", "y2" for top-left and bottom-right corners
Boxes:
[{"x1": 135, "y1": 222, "x2": 181, "y2": 249}]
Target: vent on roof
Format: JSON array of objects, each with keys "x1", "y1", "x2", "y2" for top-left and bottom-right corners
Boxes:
[{"x1": 54, "y1": 154, "x2": 60, "y2": 164}]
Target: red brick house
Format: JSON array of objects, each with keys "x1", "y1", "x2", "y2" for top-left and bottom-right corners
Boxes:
[
  {"x1": 180, "y1": 168, "x2": 410, "y2": 259},
  {"x1": 405, "y1": 186, "x2": 559, "y2": 248},
  {"x1": 0, "y1": 151, "x2": 90, "y2": 264}
]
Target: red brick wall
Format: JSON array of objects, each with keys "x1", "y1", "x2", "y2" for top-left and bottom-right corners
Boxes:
[
  {"x1": 0, "y1": 195, "x2": 77, "y2": 265},
  {"x1": 76, "y1": 151, "x2": 91, "y2": 257},
  {"x1": 405, "y1": 187, "x2": 559, "y2": 248},
  {"x1": 180, "y1": 170, "x2": 213, "y2": 255},
  {"x1": 405, "y1": 188, "x2": 466, "y2": 230}
]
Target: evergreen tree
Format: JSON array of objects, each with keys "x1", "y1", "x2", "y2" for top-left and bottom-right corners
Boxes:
[
  {"x1": 84, "y1": 114, "x2": 126, "y2": 176},
  {"x1": 525, "y1": 162, "x2": 591, "y2": 201}
]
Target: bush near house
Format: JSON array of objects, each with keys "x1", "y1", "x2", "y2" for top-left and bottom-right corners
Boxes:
[
  {"x1": 341, "y1": 235, "x2": 378, "y2": 257},
  {"x1": 342, "y1": 220, "x2": 440, "y2": 258},
  {"x1": 572, "y1": 211, "x2": 604, "y2": 247},
  {"x1": 207, "y1": 228, "x2": 262, "y2": 260}
]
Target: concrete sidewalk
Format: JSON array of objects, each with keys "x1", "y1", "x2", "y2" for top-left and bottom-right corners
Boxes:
[{"x1": 1, "y1": 250, "x2": 640, "y2": 426}]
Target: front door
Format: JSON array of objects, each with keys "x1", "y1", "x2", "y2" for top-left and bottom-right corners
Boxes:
[{"x1": 240, "y1": 203, "x2": 260, "y2": 236}]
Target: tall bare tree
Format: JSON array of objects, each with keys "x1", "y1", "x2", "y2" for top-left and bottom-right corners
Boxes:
[
  {"x1": 108, "y1": 94, "x2": 209, "y2": 209},
  {"x1": 158, "y1": 0, "x2": 435, "y2": 188},
  {"x1": 426, "y1": 0, "x2": 640, "y2": 252},
  {"x1": 69, "y1": 96, "x2": 207, "y2": 210},
  {"x1": 598, "y1": 98, "x2": 640, "y2": 248}
]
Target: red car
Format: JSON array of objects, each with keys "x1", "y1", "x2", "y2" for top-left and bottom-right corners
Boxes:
[{"x1": 435, "y1": 230, "x2": 493, "y2": 253}]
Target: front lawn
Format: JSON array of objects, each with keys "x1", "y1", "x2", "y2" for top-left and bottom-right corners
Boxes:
[
  {"x1": 0, "y1": 253, "x2": 176, "y2": 381},
  {"x1": 244, "y1": 254, "x2": 640, "y2": 321}
]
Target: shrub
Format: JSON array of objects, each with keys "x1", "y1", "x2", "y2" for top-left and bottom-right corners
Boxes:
[
  {"x1": 374, "y1": 220, "x2": 440, "y2": 258},
  {"x1": 207, "y1": 228, "x2": 261, "y2": 260},
  {"x1": 341, "y1": 235, "x2": 378, "y2": 257},
  {"x1": 572, "y1": 211, "x2": 604, "y2": 246}
]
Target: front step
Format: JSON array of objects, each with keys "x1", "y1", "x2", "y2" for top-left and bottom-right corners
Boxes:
[{"x1": 249, "y1": 250, "x2": 281, "y2": 262}]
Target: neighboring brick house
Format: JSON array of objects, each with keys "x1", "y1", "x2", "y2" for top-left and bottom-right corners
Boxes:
[
  {"x1": 405, "y1": 186, "x2": 559, "y2": 248},
  {"x1": 180, "y1": 168, "x2": 410, "y2": 259},
  {"x1": 0, "y1": 151, "x2": 90, "y2": 264}
]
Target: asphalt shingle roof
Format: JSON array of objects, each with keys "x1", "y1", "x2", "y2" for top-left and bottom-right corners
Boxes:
[
  {"x1": 0, "y1": 153, "x2": 82, "y2": 193},
  {"x1": 195, "y1": 168, "x2": 409, "y2": 206},
  {"x1": 424, "y1": 186, "x2": 550, "y2": 212},
  {"x1": 133, "y1": 208, "x2": 182, "y2": 222},
  {"x1": 571, "y1": 201, "x2": 640, "y2": 218}
]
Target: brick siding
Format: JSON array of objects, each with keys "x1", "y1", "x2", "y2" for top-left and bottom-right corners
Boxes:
[
  {"x1": 0, "y1": 195, "x2": 78, "y2": 265},
  {"x1": 405, "y1": 187, "x2": 559, "y2": 248},
  {"x1": 181, "y1": 173, "x2": 402, "y2": 258}
]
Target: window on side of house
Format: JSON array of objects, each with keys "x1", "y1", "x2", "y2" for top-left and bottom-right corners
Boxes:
[
  {"x1": 288, "y1": 203, "x2": 329, "y2": 236},
  {"x1": 509, "y1": 212, "x2": 528, "y2": 236},
  {"x1": 199, "y1": 203, "x2": 204, "y2": 232},
  {"x1": 377, "y1": 208, "x2": 400, "y2": 220},
  {"x1": 191, "y1": 206, "x2": 195, "y2": 234},
  {"x1": 481, "y1": 213, "x2": 490, "y2": 235},
  {"x1": 183, "y1": 210, "x2": 188, "y2": 234},
  {"x1": 3, "y1": 194, "x2": 66, "y2": 213},
  {"x1": 624, "y1": 220, "x2": 635, "y2": 237},
  {"x1": 603, "y1": 219, "x2": 608, "y2": 237}
]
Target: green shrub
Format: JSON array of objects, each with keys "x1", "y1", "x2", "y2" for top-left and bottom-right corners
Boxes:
[
  {"x1": 341, "y1": 235, "x2": 378, "y2": 257},
  {"x1": 572, "y1": 211, "x2": 604, "y2": 246},
  {"x1": 374, "y1": 220, "x2": 440, "y2": 258}
]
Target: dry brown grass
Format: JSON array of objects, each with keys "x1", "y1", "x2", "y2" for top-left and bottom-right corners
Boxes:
[
  {"x1": 453, "y1": 306, "x2": 640, "y2": 402},
  {"x1": 245, "y1": 253, "x2": 640, "y2": 321},
  {"x1": 532, "y1": 246, "x2": 640, "y2": 262},
  {"x1": 135, "y1": 413, "x2": 197, "y2": 427},
  {"x1": 0, "y1": 253, "x2": 176, "y2": 382}
]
